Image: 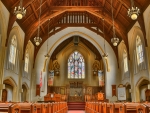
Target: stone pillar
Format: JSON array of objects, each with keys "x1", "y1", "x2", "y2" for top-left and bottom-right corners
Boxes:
[{"x1": 0, "y1": 46, "x2": 6, "y2": 101}]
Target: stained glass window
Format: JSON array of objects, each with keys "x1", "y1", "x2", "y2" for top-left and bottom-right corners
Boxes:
[
  {"x1": 136, "y1": 35, "x2": 144, "y2": 65},
  {"x1": 123, "y1": 50, "x2": 128, "y2": 73},
  {"x1": 9, "y1": 35, "x2": 17, "y2": 64},
  {"x1": 68, "y1": 51, "x2": 85, "y2": 79},
  {"x1": 24, "y1": 50, "x2": 29, "y2": 72}
]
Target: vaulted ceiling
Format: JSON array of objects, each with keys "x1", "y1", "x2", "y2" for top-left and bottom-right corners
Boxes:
[{"x1": 1, "y1": 0, "x2": 150, "y2": 61}]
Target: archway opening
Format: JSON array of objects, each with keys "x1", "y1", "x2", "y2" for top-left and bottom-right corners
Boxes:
[
  {"x1": 139, "y1": 79, "x2": 149, "y2": 102},
  {"x1": 2, "y1": 79, "x2": 14, "y2": 102},
  {"x1": 21, "y1": 84, "x2": 28, "y2": 102}
]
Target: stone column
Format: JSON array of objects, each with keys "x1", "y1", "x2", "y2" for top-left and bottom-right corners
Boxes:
[{"x1": 0, "y1": 46, "x2": 6, "y2": 101}]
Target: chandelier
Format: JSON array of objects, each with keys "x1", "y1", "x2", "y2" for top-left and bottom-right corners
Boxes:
[
  {"x1": 127, "y1": 0, "x2": 140, "y2": 20},
  {"x1": 102, "y1": 19, "x2": 108, "y2": 59},
  {"x1": 14, "y1": 0, "x2": 26, "y2": 19},
  {"x1": 111, "y1": 0, "x2": 119, "y2": 46},
  {"x1": 33, "y1": 0, "x2": 42, "y2": 46},
  {"x1": 45, "y1": 19, "x2": 50, "y2": 59}
]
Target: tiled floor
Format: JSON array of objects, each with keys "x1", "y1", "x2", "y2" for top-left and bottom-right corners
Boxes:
[{"x1": 68, "y1": 110, "x2": 85, "y2": 113}]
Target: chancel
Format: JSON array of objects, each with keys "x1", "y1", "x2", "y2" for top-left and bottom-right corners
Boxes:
[{"x1": 0, "y1": 0, "x2": 150, "y2": 112}]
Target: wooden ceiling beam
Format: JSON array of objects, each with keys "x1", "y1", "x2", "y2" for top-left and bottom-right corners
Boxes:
[
  {"x1": 22, "y1": 0, "x2": 47, "y2": 25},
  {"x1": 31, "y1": 3, "x2": 45, "y2": 34},
  {"x1": 102, "y1": 0, "x2": 106, "y2": 7},
  {"x1": 24, "y1": 9, "x2": 127, "y2": 56},
  {"x1": 118, "y1": 0, "x2": 130, "y2": 9},
  {"x1": 49, "y1": 6, "x2": 103, "y2": 11}
]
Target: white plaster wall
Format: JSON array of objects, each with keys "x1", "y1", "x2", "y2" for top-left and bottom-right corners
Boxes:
[
  {"x1": 35, "y1": 27, "x2": 119, "y2": 99},
  {"x1": 143, "y1": 5, "x2": 150, "y2": 46},
  {"x1": 0, "y1": 1, "x2": 9, "y2": 45}
]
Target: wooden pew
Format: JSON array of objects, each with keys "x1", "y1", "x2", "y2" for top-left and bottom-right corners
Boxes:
[
  {"x1": 41, "y1": 103, "x2": 49, "y2": 113},
  {"x1": 136, "y1": 104, "x2": 148, "y2": 113},
  {"x1": 18, "y1": 103, "x2": 32, "y2": 113},
  {"x1": 31, "y1": 103, "x2": 41, "y2": 113},
  {"x1": 114, "y1": 103, "x2": 126, "y2": 113},
  {"x1": 124, "y1": 103, "x2": 139, "y2": 113},
  {"x1": 10, "y1": 104, "x2": 20, "y2": 113},
  {"x1": 0, "y1": 103, "x2": 21, "y2": 113}
]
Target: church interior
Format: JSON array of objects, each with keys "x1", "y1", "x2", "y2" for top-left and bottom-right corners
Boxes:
[{"x1": 0, "y1": 0, "x2": 150, "y2": 112}]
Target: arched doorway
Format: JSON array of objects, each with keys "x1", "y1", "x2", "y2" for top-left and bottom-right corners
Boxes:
[
  {"x1": 3, "y1": 77, "x2": 17, "y2": 102},
  {"x1": 136, "y1": 78, "x2": 149, "y2": 102},
  {"x1": 126, "y1": 84, "x2": 131, "y2": 102},
  {"x1": 3, "y1": 80, "x2": 14, "y2": 102},
  {"x1": 2, "y1": 89, "x2": 7, "y2": 102},
  {"x1": 21, "y1": 84, "x2": 28, "y2": 102},
  {"x1": 139, "y1": 80, "x2": 149, "y2": 102}
]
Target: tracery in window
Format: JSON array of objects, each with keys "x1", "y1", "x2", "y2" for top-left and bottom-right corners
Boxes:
[
  {"x1": 136, "y1": 35, "x2": 144, "y2": 65},
  {"x1": 9, "y1": 35, "x2": 17, "y2": 64},
  {"x1": 123, "y1": 50, "x2": 128, "y2": 73},
  {"x1": 24, "y1": 50, "x2": 29, "y2": 72},
  {"x1": 68, "y1": 51, "x2": 85, "y2": 79}
]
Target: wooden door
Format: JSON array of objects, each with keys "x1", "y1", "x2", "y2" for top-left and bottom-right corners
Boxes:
[{"x1": 2, "y1": 89, "x2": 7, "y2": 102}]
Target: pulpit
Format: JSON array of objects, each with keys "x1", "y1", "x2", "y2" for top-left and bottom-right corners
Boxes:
[
  {"x1": 44, "y1": 93, "x2": 61, "y2": 102},
  {"x1": 95, "y1": 92, "x2": 104, "y2": 101}
]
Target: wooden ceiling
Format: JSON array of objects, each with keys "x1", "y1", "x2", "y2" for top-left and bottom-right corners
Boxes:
[{"x1": 1, "y1": 0, "x2": 150, "y2": 61}]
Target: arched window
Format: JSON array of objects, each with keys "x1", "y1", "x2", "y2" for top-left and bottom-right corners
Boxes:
[
  {"x1": 9, "y1": 35, "x2": 17, "y2": 64},
  {"x1": 136, "y1": 35, "x2": 144, "y2": 65},
  {"x1": 68, "y1": 51, "x2": 85, "y2": 79},
  {"x1": 24, "y1": 50, "x2": 29, "y2": 72},
  {"x1": 123, "y1": 50, "x2": 128, "y2": 73}
]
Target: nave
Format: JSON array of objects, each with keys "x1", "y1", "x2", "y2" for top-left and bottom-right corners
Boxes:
[
  {"x1": 1, "y1": 101, "x2": 150, "y2": 113},
  {"x1": 1, "y1": 0, "x2": 150, "y2": 107}
]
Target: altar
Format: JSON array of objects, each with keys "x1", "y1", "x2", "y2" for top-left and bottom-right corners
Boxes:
[{"x1": 69, "y1": 96, "x2": 83, "y2": 102}]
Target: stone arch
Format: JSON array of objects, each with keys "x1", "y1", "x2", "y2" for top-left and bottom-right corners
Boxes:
[
  {"x1": 3, "y1": 77, "x2": 18, "y2": 101},
  {"x1": 135, "y1": 77, "x2": 149, "y2": 102},
  {"x1": 0, "y1": 2, "x2": 7, "y2": 47},
  {"x1": 125, "y1": 82, "x2": 131, "y2": 102},
  {"x1": 21, "y1": 82, "x2": 29, "y2": 102}
]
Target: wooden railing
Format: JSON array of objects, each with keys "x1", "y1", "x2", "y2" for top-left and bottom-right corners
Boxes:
[
  {"x1": 85, "y1": 102, "x2": 150, "y2": 113},
  {"x1": 0, "y1": 102, "x2": 68, "y2": 113}
]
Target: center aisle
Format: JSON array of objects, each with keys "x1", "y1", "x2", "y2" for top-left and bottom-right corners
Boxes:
[{"x1": 68, "y1": 110, "x2": 85, "y2": 113}]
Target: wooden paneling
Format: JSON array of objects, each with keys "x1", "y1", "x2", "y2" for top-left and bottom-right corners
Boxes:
[
  {"x1": 36, "y1": 85, "x2": 40, "y2": 96},
  {"x1": 112, "y1": 85, "x2": 116, "y2": 96}
]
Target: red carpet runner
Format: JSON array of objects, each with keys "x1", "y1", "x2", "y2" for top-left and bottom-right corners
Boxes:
[{"x1": 68, "y1": 110, "x2": 85, "y2": 113}]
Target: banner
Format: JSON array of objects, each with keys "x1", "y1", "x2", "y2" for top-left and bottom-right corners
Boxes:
[
  {"x1": 98, "y1": 70, "x2": 104, "y2": 86},
  {"x1": 48, "y1": 70, "x2": 54, "y2": 86},
  {"x1": 40, "y1": 71, "x2": 42, "y2": 87}
]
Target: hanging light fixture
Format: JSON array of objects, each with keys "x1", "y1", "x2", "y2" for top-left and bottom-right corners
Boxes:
[
  {"x1": 102, "y1": 18, "x2": 108, "y2": 59},
  {"x1": 14, "y1": 0, "x2": 26, "y2": 19},
  {"x1": 127, "y1": 0, "x2": 140, "y2": 20},
  {"x1": 45, "y1": 19, "x2": 50, "y2": 59},
  {"x1": 34, "y1": 0, "x2": 42, "y2": 46},
  {"x1": 110, "y1": 0, "x2": 119, "y2": 46}
]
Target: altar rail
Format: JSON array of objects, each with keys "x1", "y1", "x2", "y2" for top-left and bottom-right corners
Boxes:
[
  {"x1": 85, "y1": 102, "x2": 150, "y2": 113},
  {"x1": 0, "y1": 102, "x2": 68, "y2": 113}
]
